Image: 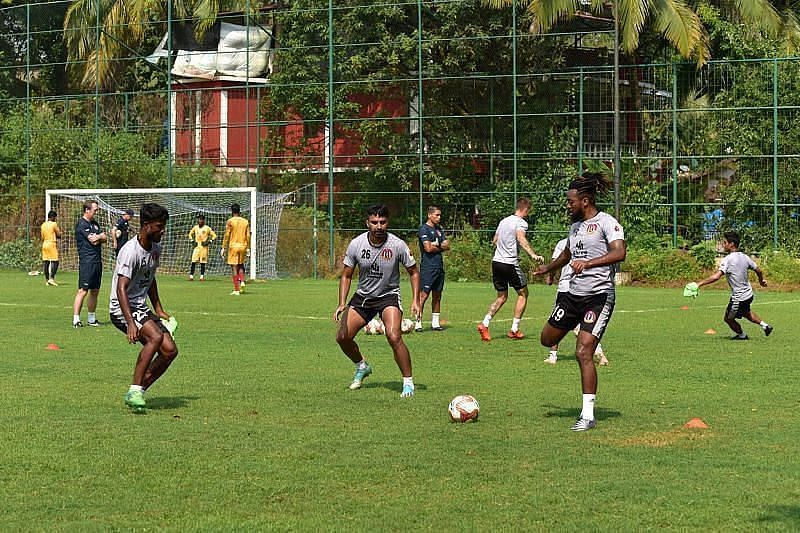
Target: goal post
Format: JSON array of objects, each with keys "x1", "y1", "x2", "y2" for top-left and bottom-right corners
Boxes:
[{"x1": 45, "y1": 187, "x2": 291, "y2": 279}]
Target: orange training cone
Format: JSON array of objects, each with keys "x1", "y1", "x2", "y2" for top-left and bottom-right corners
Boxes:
[
  {"x1": 45, "y1": 343, "x2": 60, "y2": 351},
  {"x1": 704, "y1": 328, "x2": 717, "y2": 335},
  {"x1": 684, "y1": 418, "x2": 709, "y2": 429},
  {"x1": 680, "y1": 305, "x2": 689, "y2": 310}
]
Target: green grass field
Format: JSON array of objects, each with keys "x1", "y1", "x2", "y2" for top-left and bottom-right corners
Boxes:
[{"x1": 1, "y1": 269, "x2": 799, "y2": 531}]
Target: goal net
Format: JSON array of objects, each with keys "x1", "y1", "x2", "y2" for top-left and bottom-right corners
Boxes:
[{"x1": 45, "y1": 187, "x2": 291, "y2": 279}]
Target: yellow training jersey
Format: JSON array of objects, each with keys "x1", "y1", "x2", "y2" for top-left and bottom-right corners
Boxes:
[
  {"x1": 222, "y1": 216, "x2": 250, "y2": 252},
  {"x1": 41, "y1": 220, "x2": 61, "y2": 261},
  {"x1": 189, "y1": 224, "x2": 217, "y2": 246}
]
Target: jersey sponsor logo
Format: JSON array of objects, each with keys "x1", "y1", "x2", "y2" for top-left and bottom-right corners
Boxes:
[
  {"x1": 380, "y1": 248, "x2": 393, "y2": 260},
  {"x1": 583, "y1": 310, "x2": 597, "y2": 324},
  {"x1": 586, "y1": 223, "x2": 598, "y2": 234}
]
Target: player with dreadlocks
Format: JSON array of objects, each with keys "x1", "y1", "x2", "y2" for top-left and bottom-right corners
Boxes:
[{"x1": 534, "y1": 172, "x2": 627, "y2": 431}]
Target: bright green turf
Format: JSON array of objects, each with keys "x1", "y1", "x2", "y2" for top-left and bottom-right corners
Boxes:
[{"x1": 1, "y1": 269, "x2": 799, "y2": 531}]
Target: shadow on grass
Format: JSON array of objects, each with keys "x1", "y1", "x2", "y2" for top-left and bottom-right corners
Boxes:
[
  {"x1": 757, "y1": 505, "x2": 800, "y2": 527},
  {"x1": 541, "y1": 404, "x2": 622, "y2": 422},
  {"x1": 363, "y1": 381, "x2": 428, "y2": 393},
  {"x1": 145, "y1": 395, "x2": 199, "y2": 410}
]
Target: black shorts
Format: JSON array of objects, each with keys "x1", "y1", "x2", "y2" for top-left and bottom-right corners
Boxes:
[
  {"x1": 548, "y1": 291, "x2": 615, "y2": 339},
  {"x1": 725, "y1": 296, "x2": 753, "y2": 320},
  {"x1": 78, "y1": 261, "x2": 102, "y2": 290},
  {"x1": 347, "y1": 293, "x2": 403, "y2": 323},
  {"x1": 420, "y1": 268, "x2": 445, "y2": 294},
  {"x1": 110, "y1": 308, "x2": 169, "y2": 337},
  {"x1": 492, "y1": 261, "x2": 527, "y2": 292}
]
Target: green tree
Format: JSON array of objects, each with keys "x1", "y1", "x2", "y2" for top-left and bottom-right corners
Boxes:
[
  {"x1": 484, "y1": 0, "x2": 796, "y2": 66},
  {"x1": 63, "y1": 0, "x2": 255, "y2": 90}
]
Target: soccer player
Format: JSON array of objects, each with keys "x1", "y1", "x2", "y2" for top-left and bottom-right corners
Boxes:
[
  {"x1": 533, "y1": 172, "x2": 626, "y2": 431},
  {"x1": 477, "y1": 197, "x2": 543, "y2": 341},
  {"x1": 415, "y1": 205, "x2": 449, "y2": 332},
  {"x1": 693, "y1": 230, "x2": 773, "y2": 340},
  {"x1": 41, "y1": 210, "x2": 62, "y2": 286},
  {"x1": 220, "y1": 203, "x2": 251, "y2": 295},
  {"x1": 109, "y1": 203, "x2": 178, "y2": 410},
  {"x1": 72, "y1": 199, "x2": 107, "y2": 328},
  {"x1": 111, "y1": 208, "x2": 134, "y2": 257},
  {"x1": 188, "y1": 214, "x2": 217, "y2": 281},
  {"x1": 544, "y1": 237, "x2": 608, "y2": 366},
  {"x1": 333, "y1": 204, "x2": 421, "y2": 398}
]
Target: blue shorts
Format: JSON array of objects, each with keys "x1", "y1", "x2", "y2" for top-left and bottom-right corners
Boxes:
[{"x1": 420, "y1": 268, "x2": 445, "y2": 294}]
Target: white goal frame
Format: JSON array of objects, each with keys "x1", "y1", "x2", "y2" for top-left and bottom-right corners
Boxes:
[{"x1": 46, "y1": 187, "x2": 260, "y2": 279}]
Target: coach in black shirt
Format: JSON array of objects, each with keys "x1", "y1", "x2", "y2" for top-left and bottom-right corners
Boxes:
[
  {"x1": 112, "y1": 208, "x2": 134, "y2": 256},
  {"x1": 72, "y1": 199, "x2": 107, "y2": 328}
]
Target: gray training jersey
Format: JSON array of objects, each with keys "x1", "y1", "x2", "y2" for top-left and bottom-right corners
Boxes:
[
  {"x1": 567, "y1": 211, "x2": 625, "y2": 296},
  {"x1": 719, "y1": 251, "x2": 757, "y2": 302},
  {"x1": 552, "y1": 237, "x2": 572, "y2": 293},
  {"x1": 493, "y1": 214, "x2": 528, "y2": 265},
  {"x1": 343, "y1": 232, "x2": 416, "y2": 298},
  {"x1": 109, "y1": 237, "x2": 162, "y2": 315}
]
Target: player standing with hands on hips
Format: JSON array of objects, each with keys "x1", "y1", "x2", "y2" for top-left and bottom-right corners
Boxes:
[
  {"x1": 416, "y1": 205, "x2": 449, "y2": 332},
  {"x1": 110, "y1": 203, "x2": 178, "y2": 411},
  {"x1": 534, "y1": 172, "x2": 626, "y2": 432},
  {"x1": 334, "y1": 204, "x2": 421, "y2": 398}
]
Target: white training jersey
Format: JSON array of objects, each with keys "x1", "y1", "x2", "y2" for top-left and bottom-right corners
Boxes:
[
  {"x1": 109, "y1": 237, "x2": 162, "y2": 314},
  {"x1": 493, "y1": 214, "x2": 528, "y2": 265},
  {"x1": 567, "y1": 211, "x2": 625, "y2": 296},
  {"x1": 552, "y1": 237, "x2": 572, "y2": 293},
  {"x1": 719, "y1": 251, "x2": 757, "y2": 302},
  {"x1": 343, "y1": 232, "x2": 416, "y2": 298}
]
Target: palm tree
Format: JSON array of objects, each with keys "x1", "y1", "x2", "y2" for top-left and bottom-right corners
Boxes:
[
  {"x1": 484, "y1": 0, "x2": 795, "y2": 66},
  {"x1": 64, "y1": 0, "x2": 252, "y2": 90}
]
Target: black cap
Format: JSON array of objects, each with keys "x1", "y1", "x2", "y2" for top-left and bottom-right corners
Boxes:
[{"x1": 124, "y1": 209, "x2": 135, "y2": 216}]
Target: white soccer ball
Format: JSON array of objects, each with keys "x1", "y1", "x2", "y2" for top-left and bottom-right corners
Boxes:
[
  {"x1": 364, "y1": 318, "x2": 384, "y2": 335},
  {"x1": 401, "y1": 318, "x2": 414, "y2": 334},
  {"x1": 448, "y1": 394, "x2": 480, "y2": 423}
]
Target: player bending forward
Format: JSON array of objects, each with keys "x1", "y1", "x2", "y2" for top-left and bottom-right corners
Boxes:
[
  {"x1": 334, "y1": 204, "x2": 421, "y2": 398},
  {"x1": 110, "y1": 203, "x2": 178, "y2": 410}
]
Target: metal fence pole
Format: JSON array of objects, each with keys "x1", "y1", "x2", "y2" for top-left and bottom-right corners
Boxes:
[
  {"x1": 417, "y1": 0, "x2": 424, "y2": 223},
  {"x1": 94, "y1": 0, "x2": 100, "y2": 187},
  {"x1": 167, "y1": 0, "x2": 173, "y2": 187},
  {"x1": 671, "y1": 62, "x2": 678, "y2": 247},
  {"x1": 578, "y1": 66, "x2": 584, "y2": 174},
  {"x1": 327, "y1": 0, "x2": 335, "y2": 270},
  {"x1": 613, "y1": 0, "x2": 621, "y2": 219},
  {"x1": 25, "y1": 3, "x2": 31, "y2": 242},
  {"x1": 512, "y1": 1, "x2": 518, "y2": 204},
  {"x1": 773, "y1": 58, "x2": 779, "y2": 247}
]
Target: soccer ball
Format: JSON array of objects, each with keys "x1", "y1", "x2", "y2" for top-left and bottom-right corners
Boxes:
[
  {"x1": 363, "y1": 318, "x2": 384, "y2": 335},
  {"x1": 400, "y1": 318, "x2": 414, "y2": 334},
  {"x1": 448, "y1": 394, "x2": 480, "y2": 423}
]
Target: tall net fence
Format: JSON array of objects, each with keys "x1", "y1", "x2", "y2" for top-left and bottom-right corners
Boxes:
[{"x1": 3, "y1": 1, "x2": 800, "y2": 275}]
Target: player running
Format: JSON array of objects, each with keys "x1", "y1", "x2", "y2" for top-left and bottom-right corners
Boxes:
[
  {"x1": 221, "y1": 203, "x2": 251, "y2": 295},
  {"x1": 534, "y1": 172, "x2": 626, "y2": 431},
  {"x1": 692, "y1": 230, "x2": 773, "y2": 340},
  {"x1": 109, "y1": 203, "x2": 178, "y2": 411},
  {"x1": 333, "y1": 204, "x2": 421, "y2": 398},
  {"x1": 477, "y1": 197, "x2": 543, "y2": 341}
]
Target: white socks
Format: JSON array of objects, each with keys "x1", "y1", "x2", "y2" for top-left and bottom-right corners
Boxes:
[
  {"x1": 73, "y1": 314, "x2": 81, "y2": 324},
  {"x1": 431, "y1": 313, "x2": 440, "y2": 328},
  {"x1": 88, "y1": 312, "x2": 96, "y2": 323},
  {"x1": 581, "y1": 394, "x2": 596, "y2": 421},
  {"x1": 511, "y1": 318, "x2": 521, "y2": 332},
  {"x1": 482, "y1": 314, "x2": 492, "y2": 328},
  {"x1": 402, "y1": 376, "x2": 414, "y2": 389},
  {"x1": 128, "y1": 384, "x2": 143, "y2": 393}
]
